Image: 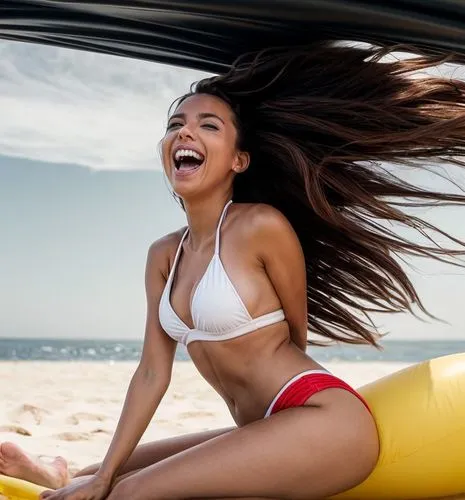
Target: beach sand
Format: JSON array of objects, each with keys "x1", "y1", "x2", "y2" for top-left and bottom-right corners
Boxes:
[
  {"x1": 1, "y1": 360, "x2": 463, "y2": 499},
  {"x1": 0, "y1": 360, "x2": 407, "y2": 474}
]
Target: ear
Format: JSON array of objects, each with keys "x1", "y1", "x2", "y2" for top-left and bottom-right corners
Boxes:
[{"x1": 233, "y1": 151, "x2": 250, "y2": 174}]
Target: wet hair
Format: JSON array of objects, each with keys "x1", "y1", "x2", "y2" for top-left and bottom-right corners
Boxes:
[{"x1": 169, "y1": 41, "x2": 465, "y2": 347}]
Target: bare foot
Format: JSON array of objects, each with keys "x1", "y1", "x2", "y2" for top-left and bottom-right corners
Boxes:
[{"x1": 0, "y1": 442, "x2": 69, "y2": 489}]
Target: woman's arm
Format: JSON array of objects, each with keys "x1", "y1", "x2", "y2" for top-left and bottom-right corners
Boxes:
[
  {"x1": 95, "y1": 236, "x2": 178, "y2": 484},
  {"x1": 254, "y1": 206, "x2": 308, "y2": 351}
]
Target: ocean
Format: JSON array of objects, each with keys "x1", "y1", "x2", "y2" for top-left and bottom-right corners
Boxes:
[{"x1": 0, "y1": 337, "x2": 464, "y2": 363}]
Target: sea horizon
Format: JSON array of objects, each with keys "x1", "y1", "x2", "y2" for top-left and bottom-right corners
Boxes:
[{"x1": 0, "y1": 337, "x2": 464, "y2": 363}]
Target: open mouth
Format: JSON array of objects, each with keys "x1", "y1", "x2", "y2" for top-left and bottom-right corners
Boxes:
[{"x1": 173, "y1": 148, "x2": 205, "y2": 174}]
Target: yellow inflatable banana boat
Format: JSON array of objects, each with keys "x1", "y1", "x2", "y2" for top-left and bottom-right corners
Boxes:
[
  {"x1": 1, "y1": 353, "x2": 464, "y2": 499},
  {"x1": 0, "y1": 475, "x2": 46, "y2": 500},
  {"x1": 332, "y1": 352, "x2": 465, "y2": 499}
]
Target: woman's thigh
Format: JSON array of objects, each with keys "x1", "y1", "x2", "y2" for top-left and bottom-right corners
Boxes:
[
  {"x1": 74, "y1": 427, "x2": 236, "y2": 477},
  {"x1": 110, "y1": 389, "x2": 379, "y2": 500}
]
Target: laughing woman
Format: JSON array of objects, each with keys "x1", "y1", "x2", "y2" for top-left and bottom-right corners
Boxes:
[{"x1": 2, "y1": 42, "x2": 465, "y2": 500}]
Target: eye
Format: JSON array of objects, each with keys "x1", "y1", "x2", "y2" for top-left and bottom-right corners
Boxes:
[
  {"x1": 202, "y1": 123, "x2": 219, "y2": 130},
  {"x1": 167, "y1": 121, "x2": 183, "y2": 130}
]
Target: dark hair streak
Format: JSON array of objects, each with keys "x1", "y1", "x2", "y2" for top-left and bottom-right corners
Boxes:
[{"x1": 169, "y1": 41, "x2": 465, "y2": 347}]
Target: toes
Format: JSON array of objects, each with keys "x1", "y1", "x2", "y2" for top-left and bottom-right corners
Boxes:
[
  {"x1": 0, "y1": 441, "x2": 23, "y2": 460},
  {"x1": 0, "y1": 440, "x2": 12, "y2": 457},
  {"x1": 0, "y1": 441, "x2": 20, "y2": 472},
  {"x1": 53, "y1": 456, "x2": 67, "y2": 467}
]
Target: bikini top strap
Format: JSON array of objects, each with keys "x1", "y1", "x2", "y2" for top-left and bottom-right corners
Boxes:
[
  {"x1": 214, "y1": 200, "x2": 233, "y2": 255},
  {"x1": 167, "y1": 228, "x2": 189, "y2": 284}
]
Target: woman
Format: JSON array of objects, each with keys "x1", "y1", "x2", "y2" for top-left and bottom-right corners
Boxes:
[{"x1": 2, "y1": 41, "x2": 465, "y2": 500}]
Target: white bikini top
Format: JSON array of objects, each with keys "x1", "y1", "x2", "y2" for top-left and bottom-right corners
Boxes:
[{"x1": 159, "y1": 200, "x2": 285, "y2": 346}]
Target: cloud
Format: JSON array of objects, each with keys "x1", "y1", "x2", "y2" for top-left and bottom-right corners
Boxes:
[
  {"x1": 2, "y1": 40, "x2": 465, "y2": 173},
  {"x1": 0, "y1": 41, "x2": 212, "y2": 171}
]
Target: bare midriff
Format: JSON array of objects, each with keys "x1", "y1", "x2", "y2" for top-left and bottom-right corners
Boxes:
[{"x1": 187, "y1": 320, "x2": 327, "y2": 426}]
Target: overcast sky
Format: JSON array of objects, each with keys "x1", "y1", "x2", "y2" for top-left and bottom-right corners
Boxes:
[{"x1": 1, "y1": 40, "x2": 464, "y2": 341}]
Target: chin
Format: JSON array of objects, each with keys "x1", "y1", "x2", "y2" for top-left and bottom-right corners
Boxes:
[
  {"x1": 170, "y1": 168, "x2": 206, "y2": 198},
  {"x1": 172, "y1": 180, "x2": 201, "y2": 200},
  {"x1": 173, "y1": 181, "x2": 213, "y2": 203}
]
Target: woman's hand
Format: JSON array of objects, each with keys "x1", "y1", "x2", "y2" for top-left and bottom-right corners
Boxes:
[{"x1": 39, "y1": 474, "x2": 112, "y2": 500}]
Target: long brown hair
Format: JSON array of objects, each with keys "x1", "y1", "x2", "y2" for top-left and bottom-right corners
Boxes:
[{"x1": 171, "y1": 41, "x2": 465, "y2": 347}]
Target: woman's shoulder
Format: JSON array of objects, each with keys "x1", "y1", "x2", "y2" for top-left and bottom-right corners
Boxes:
[
  {"x1": 228, "y1": 203, "x2": 299, "y2": 258},
  {"x1": 232, "y1": 204, "x2": 303, "y2": 263},
  {"x1": 232, "y1": 203, "x2": 294, "y2": 236},
  {"x1": 146, "y1": 227, "x2": 187, "y2": 279},
  {"x1": 148, "y1": 227, "x2": 187, "y2": 255}
]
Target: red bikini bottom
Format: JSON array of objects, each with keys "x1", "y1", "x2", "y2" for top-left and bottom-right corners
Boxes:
[{"x1": 264, "y1": 370, "x2": 371, "y2": 417}]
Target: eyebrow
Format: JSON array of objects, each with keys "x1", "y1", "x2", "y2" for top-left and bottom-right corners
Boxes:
[{"x1": 169, "y1": 112, "x2": 225, "y2": 124}]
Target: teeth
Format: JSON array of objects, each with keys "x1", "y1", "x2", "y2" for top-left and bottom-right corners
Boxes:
[{"x1": 174, "y1": 149, "x2": 204, "y2": 161}]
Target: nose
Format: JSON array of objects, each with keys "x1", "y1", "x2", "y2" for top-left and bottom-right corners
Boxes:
[{"x1": 177, "y1": 123, "x2": 195, "y2": 141}]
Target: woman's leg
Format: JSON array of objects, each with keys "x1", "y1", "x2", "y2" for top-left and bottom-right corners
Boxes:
[
  {"x1": 93, "y1": 389, "x2": 379, "y2": 500},
  {"x1": 0, "y1": 427, "x2": 235, "y2": 489},
  {"x1": 75, "y1": 426, "x2": 235, "y2": 477}
]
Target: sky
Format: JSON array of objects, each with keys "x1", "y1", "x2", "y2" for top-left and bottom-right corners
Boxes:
[{"x1": 1, "y1": 40, "x2": 465, "y2": 341}]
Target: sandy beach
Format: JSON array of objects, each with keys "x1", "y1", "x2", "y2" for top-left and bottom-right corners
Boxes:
[
  {"x1": 3, "y1": 359, "x2": 465, "y2": 500},
  {"x1": 0, "y1": 360, "x2": 409, "y2": 475}
]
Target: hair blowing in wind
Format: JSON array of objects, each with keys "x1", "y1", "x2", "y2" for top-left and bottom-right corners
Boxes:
[{"x1": 173, "y1": 41, "x2": 465, "y2": 347}]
